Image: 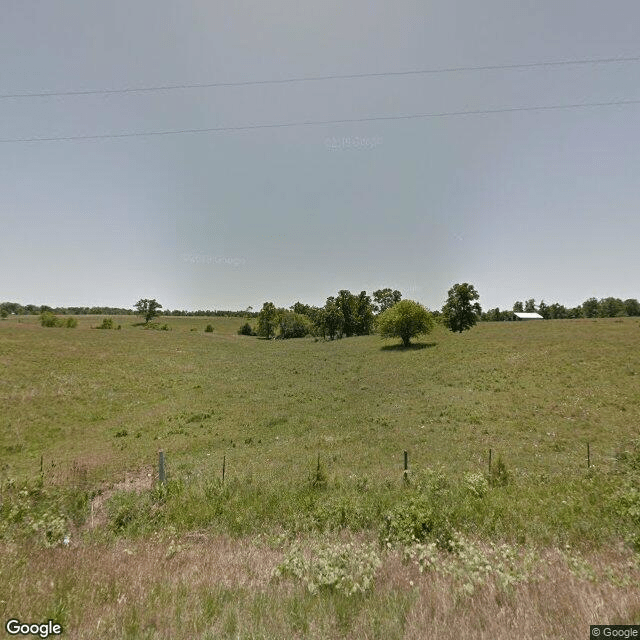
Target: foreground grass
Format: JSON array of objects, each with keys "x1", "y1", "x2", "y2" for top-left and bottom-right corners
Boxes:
[{"x1": 1, "y1": 534, "x2": 638, "y2": 639}]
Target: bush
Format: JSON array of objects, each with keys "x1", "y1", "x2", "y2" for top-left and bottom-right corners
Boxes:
[
  {"x1": 205, "y1": 324, "x2": 214, "y2": 333},
  {"x1": 380, "y1": 494, "x2": 454, "y2": 550},
  {"x1": 65, "y1": 317, "x2": 78, "y2": 328},
  {"x1": 278, "y1": 311, "x2": 313, "y2": 339},
  {"x1": 237, "y1": 322, "x2": 255, "y2": 336},
  {"x1": 96, "y1": 318, "x2": 114, "y2": 330},
  {"x1": 273, "y1": 541, "x2": 381, "y2": 596},
  {"x1": 40, "y1": 312, "x2": 61, "y2": 327},
  {"x1": 489, "y1": 456, "x2": 510, "y2": 487}
]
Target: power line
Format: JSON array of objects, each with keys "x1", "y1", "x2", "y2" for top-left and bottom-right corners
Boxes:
[
  {"x1": 1, "y1": 55, "x2": 640, "y2": 100},
  {"x1": 1, "y1": 98, "x2": 638, "y2": 143}
]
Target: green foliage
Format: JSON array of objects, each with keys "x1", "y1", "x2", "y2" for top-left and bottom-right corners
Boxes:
[
  {"x1": 489, "y1": 456, "x2": 510, "y2": 487},
  {"x1": 372, "y1": 288, "x2": 402, "y2": 314},
  {"x1": 463, "y1": 472, "x2": 489, "y2": 498},
  {"x1": 582, "y1": 297, "x2": 599, "y2": 318},
  {"x1": 40, "y1": 311, "x2": 61, "y2": 327},
  {"x1": 134, "y1": 298, "x2": 163, "y2": 324},
  {"x1": 64, "y1": 317, "x2": 78, "y2": 328},
  {"x1": 513, "y1": 301, "x2": 524, "y2": 313},
  {"x1": 0, "y1": 308, "x2": 8, "y2": 319},
  {"x1": 96, "y1": 318, "x2": 114, "y2": 329},
  {"x1": 205, "y1": 324, "x2": 214, "y2": 333},
  {"x1": 376, "y1": 299, "x2": 434, "y2": 346},
  {"x1": 237, "y1": 322, "x2": 255, "y2": 336},
  {"x1": 273, "y1": 541, "x2": 381, "y2": 596},
  {"x1": 404, "y1": 534, "x2": 536, "y2": 595},
  {"x1": 309, "y1": 456, "x2": 328, "y2": 489},
  {"x1": 257, "y1": 302, "x2": 278, "y2": 339},
  {"x1": 318, "y1": 298, "x2": 344, "y2": 340},
  {"x1": 380, "y1": 494, "x2": 454, "y2": 550},
  {"x1": 278, "y1": 311, "x2": 313, "y2": 339},
  {"x1": 441, "y1": 283, "x2": 482, "y2": 333}
]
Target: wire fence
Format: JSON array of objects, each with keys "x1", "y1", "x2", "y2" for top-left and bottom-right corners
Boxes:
[{"x1": 16, "y1": 438, "x2": 633, "y2": 495}]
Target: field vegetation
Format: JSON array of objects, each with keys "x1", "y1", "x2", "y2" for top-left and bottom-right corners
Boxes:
[{"x1": 1, "y1": 314, "x2": 639, "y2": 638}]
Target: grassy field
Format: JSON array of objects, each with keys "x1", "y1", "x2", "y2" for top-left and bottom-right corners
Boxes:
[{"x1": 1, "y1": 314, "x2": 639, "y2": 638}]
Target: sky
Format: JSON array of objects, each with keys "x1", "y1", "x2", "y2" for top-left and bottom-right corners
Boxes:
[{"x1": 1, "y1": 0, "x2": 639, "y2": 312}]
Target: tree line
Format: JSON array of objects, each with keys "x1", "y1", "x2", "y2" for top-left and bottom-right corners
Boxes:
[
  {"x1": 250, "y1": 284, "x2": 481, "y2": 344},
  {"x1": 482, "y1": 296, "x2": 640, "y2": 321},
  {"x1": 0, "y1": 302, "x2": 258, "y2": 319}
]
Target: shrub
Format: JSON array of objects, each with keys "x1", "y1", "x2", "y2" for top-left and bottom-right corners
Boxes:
[
  {"x1": 463, "y1": 472, "x2": 489, "y2": 498},
  {"x1": 273, "y1": 541, "x2": 381, "y2": 596},
  {"x1": 278, "y1": 311, "x2": 313, "y2": 339},
  {"x1": 237, "y1": 322, "x2": 255, "y2": 336},
  {"x1": 489, "y1": 456, "x2": 510, "y2": 487},
  {"x1": 96, "y1": 318, "x2": 114, "y2": 330},
  {"x1": 40, "y1": 312, "x2": 61, "y2": 327},
  {"x1": 205, "y1": 324, "x2": 214, "y2": 333},
  {"x1": 381, "y1": 494, "x2": 453, "y2": 550},
  {"x1": 65, "y1": 317, "x2": 78, "y2": 328}
]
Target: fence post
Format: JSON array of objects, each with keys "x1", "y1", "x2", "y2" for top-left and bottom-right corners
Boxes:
[
  {"x1": 158, "y1": 450, "x2": 166, "y2": 485},
  {"x1": 403, "y1": 450, "x2": 408, "y2": 483},
  {"x1": 222, "y1": 454, "x2": 226, "y2": 484}
]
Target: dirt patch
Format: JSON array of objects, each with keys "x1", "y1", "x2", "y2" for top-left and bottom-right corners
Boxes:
[{"x1": 87, "y1": 467, "x2": 155, "y2": 530}]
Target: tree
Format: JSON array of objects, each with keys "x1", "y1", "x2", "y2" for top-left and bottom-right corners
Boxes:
[
  {"x1": 278, "y1": 311, "x2": 313, "y2": 338},
  {"x1": 135, "y1": 299, "x2": 162, "y2": 324},
  {"x1": 441, "y1": 283, "x2": 482, "y2": 333},
  {"x1": 537, "y1": 300, "x2": 550, "y2": 319},
  {"x1": 524, "y1": 298, "x2": 536, "y2": 313},
  {"x1": 321, "y1": 298, "x2": 345, "y2": 340},
  {"x1": 372, "y1": 288, "x2": 402, "y2": 313},
  {"x1": 376, "y1": 299, "x2": 434, "y2": 347},
  {"x1": 582, "y1": 297, "x2": 599, "y2": 318},
  {"x1": 257, "y1": 302, "x2": 278, "y2": 338},
  {"x1": 548, "y1": 302, "x2": 567, "y2": 319},
  {"x1": 513, "y1": 301, "x2": 524, "y2": 313},
  {"x1": 336, "y1": 290, "x2": 358, "y2": 337},
  {"x1": 598, "y1": 297, "x2": 625, "y2": 318},
  {"x1": 354, "y1": 291, "x2": 375, "y2": 335},
  {"x1": 623, "y1": 298, "x2": 640, "y2": 317}
]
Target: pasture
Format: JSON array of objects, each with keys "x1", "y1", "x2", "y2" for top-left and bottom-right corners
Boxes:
[{"x1": 1, "y1": 314, "x2": 639, "y2": 638}]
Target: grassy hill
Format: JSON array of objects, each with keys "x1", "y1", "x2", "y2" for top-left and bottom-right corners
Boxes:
[{"x1": 1, "y1": 314, "x2": 639, "y2": 638}]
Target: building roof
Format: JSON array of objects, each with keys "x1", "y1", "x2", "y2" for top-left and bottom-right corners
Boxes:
[{"x1": 514, "y1": 312, "x2": 543, "y2": 319}]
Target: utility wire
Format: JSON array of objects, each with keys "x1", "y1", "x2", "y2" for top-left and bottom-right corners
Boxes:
[
  {"x1": 1, "y1": 98, "x2": 639, "y2": 143},
  {"x1": 1, "y1": 55, "x2": 640, "y2": 100}
]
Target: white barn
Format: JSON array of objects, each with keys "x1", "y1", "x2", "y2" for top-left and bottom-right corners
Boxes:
[{"x1": 514, "y1": 312, "x2": 543, "y2": 320}]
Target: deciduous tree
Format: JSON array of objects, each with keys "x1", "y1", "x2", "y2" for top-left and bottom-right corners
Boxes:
[
  {"x1": 377, "y1": 299, "x2": 434, "y2": 347},
  {"x1": 441, "y1": 283, "x2": 482, "y2": 333}
]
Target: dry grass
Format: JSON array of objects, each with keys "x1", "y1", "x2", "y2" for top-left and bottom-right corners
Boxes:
[{"x1": 2, "y1": 536, "x2": 638, "y2": 639}]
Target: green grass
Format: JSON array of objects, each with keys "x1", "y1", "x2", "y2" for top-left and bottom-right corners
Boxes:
[
  {"x1": 2, "y1": 314, "x2": 640, "y2": 637},
  {"x1": 2, "y1": 314, "x2": 638, "y2": 480}
]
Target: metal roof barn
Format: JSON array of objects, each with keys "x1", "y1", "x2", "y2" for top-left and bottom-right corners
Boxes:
[{"x1": 514, "y1": 312, "x2": 544, "y2": 320}]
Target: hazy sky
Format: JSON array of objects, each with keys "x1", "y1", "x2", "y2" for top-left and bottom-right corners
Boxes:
[{"x1": 1, "y1": 1, "x2": 639, "y2": 312}]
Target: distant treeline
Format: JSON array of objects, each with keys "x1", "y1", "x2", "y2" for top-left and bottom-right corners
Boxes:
[
  {"x1": 0, "y1": 302, "x2": 258, "y2": 318},
  {"x1": 2, "y1": 294, "x2": 638, "y2": 323},
  {"x1": 481, "y1": 297, "x2": 640, "y2": 321}
]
